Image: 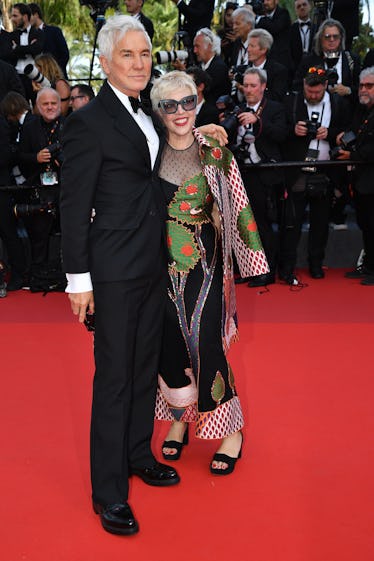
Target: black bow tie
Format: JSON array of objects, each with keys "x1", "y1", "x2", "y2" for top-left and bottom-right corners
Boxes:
[
  {"x1": 20, "y1": 28, "x2": 28, "y2": 34},
  {"x1": 129, "y1": 96, "x2": 152, "y2": 116},
  {"x1": 299, "y1": 21, "x2": 311, "y2": 27}
]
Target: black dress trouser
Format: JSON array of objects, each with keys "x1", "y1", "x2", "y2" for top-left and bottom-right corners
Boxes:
[{"x1": 91, "y1": 264, "x2": 167, "y2": 506}]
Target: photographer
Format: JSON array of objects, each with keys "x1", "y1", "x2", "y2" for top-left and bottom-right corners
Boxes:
[
  {"x1": 232, "y1": 67, "x2": 287, "y2": 287},
  {"x1": 279, "y1": 67, "x2": 349, "y2": 283},
  {"x1": 337, "y1": 67, "x2": 374, "y2": 286},
  {"x1": 255, "y1": 0, "x2": 293, "y2": 75},
  {"x1": 293, "y1": 18, "x2": 360, "y2": 106},
  {"x1": 18, "y1": 87, "x2": 64, "y2": 271},
  {"x1": 228, "y1": 7, "x2": 255, "y2": 101},
  {"x1": 193, "y1": 28, "x2": 231, "y2": 104},
  {"x1": 171, "y1": 0, "x2": 214, "y2": 42}
]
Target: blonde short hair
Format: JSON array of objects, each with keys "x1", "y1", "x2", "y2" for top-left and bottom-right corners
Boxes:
[{"x1": 150, "y1": 71, "x2": 197, "y2": 111}]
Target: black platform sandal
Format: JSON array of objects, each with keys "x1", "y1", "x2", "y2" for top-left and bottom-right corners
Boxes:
[
  {"x1": 210, "y1": 434, "x2": 243, "y2": 476},
  {"x1": 162, "y1": 426, "x2": 189, "y2": 461}
]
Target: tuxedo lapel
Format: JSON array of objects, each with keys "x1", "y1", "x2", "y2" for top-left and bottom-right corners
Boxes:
[{"x1": 97, "y1": 82, "x2": 152, "y2": 169}]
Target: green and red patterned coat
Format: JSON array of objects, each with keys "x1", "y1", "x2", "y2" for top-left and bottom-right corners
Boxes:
[{"x1": 167, "y1": 128, "x2": 269, "y2": 351}]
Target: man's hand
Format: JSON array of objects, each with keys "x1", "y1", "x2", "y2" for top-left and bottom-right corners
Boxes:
[
  {"x1": 69, "y1": 291, "x2": 95, "y2": 323},
  {"x1": 172, "y1": 59, "x2": 186, "y2": 71},
  {"x1": 238, "y1": 112, "x2": 258, "y2": 127},
  {"x1": 37, "y1": 148, "x2": 51, "y2": 163},
  {"x1": 197, "y1": 124, "x2": 228, "y2": 146},
  {"x1": 336, "y1": 149, "x2": 351, "y2": 160},
  {"x1": 316, "y1": 126, "x2": 328, "y2": 140},
  {"x1": 330, "y1": 84, "x2": 351, "y2": 96},
  {"x1": 295, "y1": 121, "x2": 308, "y2": 137}
]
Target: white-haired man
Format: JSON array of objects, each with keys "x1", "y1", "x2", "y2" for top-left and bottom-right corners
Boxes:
[
  {"x1": 60, "y1": 15, "x2": 180, "y2": 537},
  {"x1": 193, "y1": 27, "x2": 231, "y2": 104}
]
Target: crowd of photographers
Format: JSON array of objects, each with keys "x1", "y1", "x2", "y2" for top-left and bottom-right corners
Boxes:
[{"x1": 1, "y1": 0, "x2": 374, "y2": 297}]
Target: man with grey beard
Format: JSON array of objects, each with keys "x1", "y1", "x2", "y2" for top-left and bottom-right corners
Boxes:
[{"x1": 337, "y1": 67, "x2": 374, "y2": 286}]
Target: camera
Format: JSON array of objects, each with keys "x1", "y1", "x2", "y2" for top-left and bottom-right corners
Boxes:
[
  {"x1": 14, "y1": 201, "x2": 55, "y2": 218},
  {"x1": 305, "y1": 111, "x2": 321, "y2": 138},
  {"x1": 23, "y1": 64, "x2": 51, "y2": 88},
  {"x1": 231, "y1": 64, "x2": 247, "y2": 86},
  {"x1": 216, "y1": 95, "x2": 242, "y2": 136},
  {"x1": 329, "y1": 131, "x2": 356, "y2": 159},
  {"x1": 245, "y1": 0, "x2": 265, "y2": 16},
  {"x1": 47, "y1": 142, "x2": 63, "y2": 165},
  {"x1": 156, "y1": 50, "x2": 189, "y2": 64}
]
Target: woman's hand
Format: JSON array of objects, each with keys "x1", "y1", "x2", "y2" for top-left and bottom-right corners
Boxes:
[{"x1": 197, "y1": 124, "x2": 228, "y2": 146}]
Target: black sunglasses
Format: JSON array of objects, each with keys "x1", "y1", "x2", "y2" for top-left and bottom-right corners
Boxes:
[{"x1": 158, "y1": 95, "x2": 197, "y2": 114}]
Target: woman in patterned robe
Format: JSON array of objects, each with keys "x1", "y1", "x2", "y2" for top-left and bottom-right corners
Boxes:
[{"x1": 151, "y1": 71, "x2": 269, "y2": 474}]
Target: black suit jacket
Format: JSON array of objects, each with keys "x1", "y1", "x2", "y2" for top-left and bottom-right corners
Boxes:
[
  {"x1": 256, "y1": 6, "x2": 292, "y2": 70},
  {"x1": 139, "y1": 12, "x2": 154, "y2": 41},
  {"x1": 235, "y1": 97, "x2": 288, "y2": 186},
  {"x1": 177, "y1": 0, "x2": 215, "y2": 40},
  {"x1": 42, "y1": 24, "x2": 69, "y2": 78},
  {"x1": 7, "y1": 27, "x2": 44, "y2": 66},
  {"x1": 195, "y1": 100, "x2": 220, "y2": 127},
  {"x1": 282, "y1": 90, "x2": 350, "y2": 186},
  {"x1": 0, "y1": 59, "x2": 25, "y2": 101},
  {"x1": 349, "y1": 105, "x2": 374, "y2": 195},
  {"x1": 0, "y1": 116, "x2": 12, "y2": 186},
  {"x1": 289, "y1": 21, "x2": 317, "y2": 71},
  {"x1": 292, "y1": 51, "x2": 361, "y2": 98},
  {"x1": 60, "y1": 81, "x2": 167, "y2": 282},
  {"x1": 203, "y1": 55, "x2": 231, "y2": 104}
]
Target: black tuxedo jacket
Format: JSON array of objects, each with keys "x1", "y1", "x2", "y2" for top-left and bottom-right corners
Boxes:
[
  {"x1": 177, "y1": 0, "x2": 215, "y2": 40},
  {"x1": 236, "y1": 97, "x2": 288, "y2": 186},
  {"x1": 349, "y1": 106, "x2": 374, "y2": 195},
  {"x1": 292, "y1": 51, "x2": 361, "y2": 97},
  {"x1": 0, "y1": 116, "x2": 12, "y2": 186},
  {"x1": 227, "y1": 38, "x2": 247, "y2": 70},
  {"x1": 203, "y1": 55, "x2": 231, "y2": 104},
  {"x1": 0, "y1": 59, "x2": 25, "y2": 101},
  {"x1": 60, "y1": 81, "x2": 167, "y2": 282},
  {"x1": 139, "y1": 12, "x2": 154, "y2": 41},
  {"x1": 256, "y1": 6, "x2": 292, "y2": 70},
  {"x1": 232, "y1": 58, "x2": 289, "y2": 103},
  {"x1": 195, "y1": 100, "x2": 219, "y2": 127},
  {"x1": 282, "y1": 90, "x2": 350, "y2": 186},
  {"x1": 7, "y1": 27, "x2": 44, "y2": 66},
  {"x1": 42, "y1": 24, "x2": 69, "y2": 77},
  {"x1": 289, "y1": 21, "x2": 317, "y2": 71}
]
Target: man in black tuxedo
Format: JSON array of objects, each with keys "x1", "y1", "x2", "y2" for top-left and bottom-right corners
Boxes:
[
  {"x1": 337, "y1": 67, "x2": 374, "y2": 286},
  {"x1": 228, "y1": 7, "x2": 255, "y2": 102},
  {"x1": 256, "y1": 0, "x2": 292, "y2": 75},
  {"x1": 171, "y1": 0, "x2": 214, "y2": 41},
  {"x1": 246, "y1": 28, "x2": 288, "y2": 102},
  {"x1": 232, "y1": 67, "x2": 288, "y2": 287},
  {"x1": 60, "y1": 15, "x2": 180, "y2": 536},
  {"x1": 279, "y1": 67, "x2": 349, "y2": 282},
  {"x1": 125, "y1": 0, "x2": 154, "y2": 41},
  {"x1": 193, "y1": 28, "x2": 231, "y2": 105},
  {"x1": 289, "y1": 0, "x2": 317, "y2": 73},
  {"x1": 29, "y1": 3, "x2": 70, "y2": 78},
  {"x1": 293, "y1": 18, "x2": 360, "y2": 105},
  {"x1": 8, "y1": 3, "x2": 44, "y2": 102}
]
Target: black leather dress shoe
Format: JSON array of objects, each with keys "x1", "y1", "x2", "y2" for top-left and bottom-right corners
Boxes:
[
  {"x1": 93, "y1": 502, "x2": 139, "y2": 535},
  {"x1": 309, "y1": 266, "x2": 325, "y2": 279},
  {"x1": 361, "y1": 275, "x2": 374, "y2": 286},
  {"x1": 247, "y1": 273, "x2": 275, "y2": 288},
  {"x1": 345, "y1": 266, "x2": 370, "y2": 279},
  {"x1": 131, "y1": 461, "x2": 180, "y2": 486}
]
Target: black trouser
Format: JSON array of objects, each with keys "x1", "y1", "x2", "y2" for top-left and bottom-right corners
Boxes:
[
  {"x1": 354, "y1": 191, "x2": 374, "y2": 272},
  {"x1": 279, "y1": 187, "x2": 332, "y2": 275},
  {"x1": 0, "y1": 190, "x2": 27, "y2": 278},
  {"x1": 91, "y1": 265, "x2": 167, "y2": 505}
]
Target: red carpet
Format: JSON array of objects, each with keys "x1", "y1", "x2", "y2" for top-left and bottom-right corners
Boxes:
[{"x1": 1, "y1": 269, "x2": 373, "y2": 561}]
